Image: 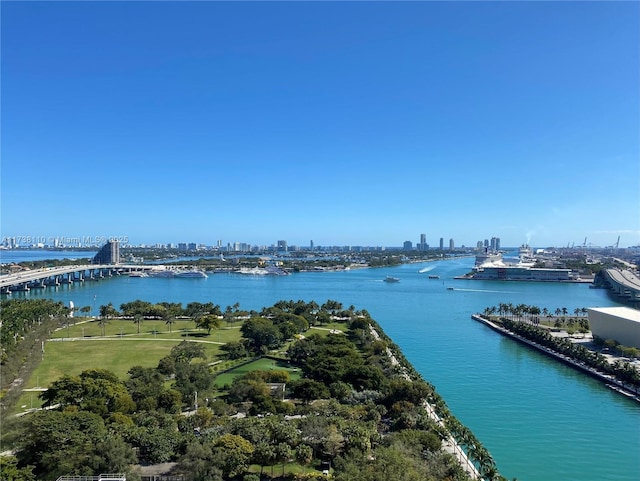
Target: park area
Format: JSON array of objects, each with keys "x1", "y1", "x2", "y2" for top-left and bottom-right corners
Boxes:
[{"x1": 12, "y1": 316, "x2": 344, "y2": 415}]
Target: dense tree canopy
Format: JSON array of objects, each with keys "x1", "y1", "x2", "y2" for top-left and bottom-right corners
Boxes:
[{"x1": 5, "y1": 299, "x2": 498, "y2": 481}]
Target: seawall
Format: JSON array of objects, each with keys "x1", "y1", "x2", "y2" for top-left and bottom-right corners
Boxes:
[{"x1": 471, "y1": 314, "x2": 640, "y2": 403}]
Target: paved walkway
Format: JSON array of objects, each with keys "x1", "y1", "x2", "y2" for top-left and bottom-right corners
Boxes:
[{"x1": 368, "y1": 325, "x2": 481, "y2": 480}]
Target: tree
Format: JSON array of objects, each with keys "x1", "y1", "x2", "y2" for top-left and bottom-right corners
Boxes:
[
  {"x1": 41, "y1": 369, "x2": 135, "y2": 416},
  {"x1": 171, "y1": 341, "x2": 207, "y2": 364},
  {"x1": 97, "y1": 317, "x2": 109, "y2": 336},
  {"x1": 275, "y1": 442, "x2": 293, "y2": 476},
  {"x1": 213, "y1": 434, "x2": 254, "y2": 478},
  {"x1": 295, "y1": 444, "x2": 313, "y2": 474},
  {"x1": 133, "y1": 314, "x2": 144, "y2": 334},
  {"x1": 165, "y1": 316, "x2": 176, "y2": 333},
  {"x1": 241, "y1": 317, "x2": 283, "y2": 354},
  {"x1": 0, "y1": 456, "x2": 35, "y2": 481},
  {"x1": 87, "y1": 435, "x2": 136, "y2": 475},
  {"x1": 252, "y1": 442, "x2": 276, "y2": 477},
  {"x1": 220, "y1": 340, "x2": 249, "y2": 360},
  {"x1": 195, "y1": 314, "x2": 221, "y2": 335},
  {"x1": 99, "y1": 302, "x2": 119, "y2": 319},
  {"x1": 15, "y1": 410, "x2": 110, "y2": 480},
  {"x1": 289, "y1": 378, "x2": 330, "y2": 403}
]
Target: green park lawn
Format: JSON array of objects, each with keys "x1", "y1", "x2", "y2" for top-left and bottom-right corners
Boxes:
[
  {"x1": 13, "y1": 318, "x2": 348, "y2": 415},
  {"x1": 214, "y1": 357, "x2": 303, "y2": 388}
]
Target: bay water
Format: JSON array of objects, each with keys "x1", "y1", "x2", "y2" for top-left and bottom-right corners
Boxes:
[{"x1": 6, "y1": 255, "x2": 640, "y2": 481}]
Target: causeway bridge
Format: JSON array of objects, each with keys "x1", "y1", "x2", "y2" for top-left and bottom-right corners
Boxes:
[
  {"x1": 599, "y1": 268, "x2": 640, "y2": 305},
  {"x1": 0, "y1": 264, "x2": 152, "y2": 294}
]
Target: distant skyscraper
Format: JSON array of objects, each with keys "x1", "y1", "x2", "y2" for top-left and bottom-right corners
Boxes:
[
  {"x1": 403, "y1": 241, "x2": 413, "y2": 250},
  {"x1": 92, "y1": 240, "x2": 120, "y2": 265},
  {"x1": 449, "y1": 238, "x2": 455, "y2": 251},
  {"x1": 277, "y1": 240, "x2": 288, "y2": 252},
  {"x1": 491, "y1": 237, "x2": 500, "y2": 251},
  {"x1": 440, "y1": 237, "x2": 444, "y2": 250},
  {"x1": 310, "y1": 240, "x2": 314, "y2": 251},
  {"x1": 419, "y1": 233, "x2": 427, "y2": 251}
]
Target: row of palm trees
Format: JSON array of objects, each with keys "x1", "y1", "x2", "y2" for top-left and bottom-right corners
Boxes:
[
  {"x1": 484, "y1": 303, "x2": 588, "y2": 321},
  {"x1": 498, "y1": 317, "x2": 640, "y2": 389},
  {"x1": 445, "y1": 416, "x2": 500, "y2": 480}
]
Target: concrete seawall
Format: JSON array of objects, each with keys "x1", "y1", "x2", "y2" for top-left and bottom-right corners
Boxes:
[{"x1": 471, "y1": 314, "x2": 640, "y2": 404}]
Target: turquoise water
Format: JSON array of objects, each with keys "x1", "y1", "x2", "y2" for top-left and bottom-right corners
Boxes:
[{"x1": 7, "y1": 256, "x2": 640, "y2": 481}]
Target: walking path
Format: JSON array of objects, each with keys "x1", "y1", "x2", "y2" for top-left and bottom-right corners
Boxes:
[{"x1": 368, "y1": 324, "x2": 482, "y2": 480}]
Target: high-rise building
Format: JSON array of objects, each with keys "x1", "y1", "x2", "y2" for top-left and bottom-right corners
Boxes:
[
  {"x1": 403, "y1": 241, "x2": 413, "y2": 250},
  {"x1": 491, "y1": 237, "x2": 500, "y2": 251},
  {"x1": 277, "y1": 240, "x2": 288, "y2": 252},
  {"x1": 92, "y1": 240, "x2": 120, "y2": 265},
  {"x1": 418, "y1": 233, "x2": 428, "y2": 251},
  {"x1": 449, "y1": 238, "x2": 455, "y2": 251},
  {"x1": 310, "y1": 240, "x2": 314, "y2": 251},
  {"x1": 440, "y1": 237, "x2": 444, "y2": 250}
]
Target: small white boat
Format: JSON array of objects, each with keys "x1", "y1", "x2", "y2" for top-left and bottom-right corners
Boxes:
[{"x1": 384, "y1": 276, "x2": 400, "y2": 283}]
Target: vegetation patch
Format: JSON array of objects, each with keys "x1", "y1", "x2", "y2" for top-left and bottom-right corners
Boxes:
[{"x1": 2, "y1": 298, "x2": 503, "y2": 481}]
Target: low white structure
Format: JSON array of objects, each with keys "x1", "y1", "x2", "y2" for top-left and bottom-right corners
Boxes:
[{"x1": 587, "y1": 307, "x2": 640, "y2": 349}]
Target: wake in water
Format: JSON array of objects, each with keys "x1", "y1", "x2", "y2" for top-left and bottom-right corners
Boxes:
[
  {"x1": 449, "y1": 288, "x2": 516, "y2": 294},
  {"x1": 418, "y1": 266, "x2": 435, "y2": 273}
]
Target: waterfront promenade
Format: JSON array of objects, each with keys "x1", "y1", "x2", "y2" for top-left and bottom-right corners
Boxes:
[{"x1": 368, "y1": 324, "x2": 482, "y2": 480}]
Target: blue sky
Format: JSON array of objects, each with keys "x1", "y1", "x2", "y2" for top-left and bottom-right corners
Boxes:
[{"x1": 2, "y1": 1, "x2": 638, "y2": 248}]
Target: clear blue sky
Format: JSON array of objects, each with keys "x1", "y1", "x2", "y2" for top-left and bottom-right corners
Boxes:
[{"x1": 2, "y1": 1, "x2": 638, "y2": 248}]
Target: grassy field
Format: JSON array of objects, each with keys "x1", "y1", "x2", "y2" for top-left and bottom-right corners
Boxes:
[
  {"x1": 214, "y1": 357, "x2": 302, "y2": 387},
  {"x1": 12, "y1": 318, "x2": 349, "y2": 415}
]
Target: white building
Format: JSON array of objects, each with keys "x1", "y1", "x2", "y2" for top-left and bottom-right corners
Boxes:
[{"x1": 587, "y1": 306, "x2": 640, "y2": 349}]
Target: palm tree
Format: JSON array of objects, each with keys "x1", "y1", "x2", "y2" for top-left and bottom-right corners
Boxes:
[
  {"x1": 97, "y1": 317, "x2": 109, "y2": 337},
  {"x1": 165, "y1": 317, "x2": 176, "y2": 333},
  {"x1": 133, "y1": 314, "x2": 143, "y2": 334}
]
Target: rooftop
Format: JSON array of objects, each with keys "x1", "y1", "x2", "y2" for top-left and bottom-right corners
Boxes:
[{"x1": 587, "y1": 306, "x2": 640, "y2": 323}]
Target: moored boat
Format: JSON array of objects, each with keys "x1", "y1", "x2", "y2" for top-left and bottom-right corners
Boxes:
[{"x1": 174, "y1": 269, "x2": 208, "y2": 278}]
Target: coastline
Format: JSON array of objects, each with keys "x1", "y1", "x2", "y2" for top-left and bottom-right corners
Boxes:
[
  {"x1": 471, "y1": 314, "x2": 640, "y2": 403},
  {"x1": 368, "y1": 323, "x2": 486, "y2": 480}
]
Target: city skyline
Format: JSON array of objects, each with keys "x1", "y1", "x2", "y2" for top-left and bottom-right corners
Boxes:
[{"x1": 2, "y1": 2, "x2": 638, "y2": 248}]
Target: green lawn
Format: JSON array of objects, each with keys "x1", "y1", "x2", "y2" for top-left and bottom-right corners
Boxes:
[
  {"x1": 214, "y1": 357, "x2": 302, "y2": 387},
  {"x1": 13, "y1": 319, "x2": 348, "y2": 415},
  {"x1": 53, "y1": 317, "x2": 243, "y2": 340}
]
